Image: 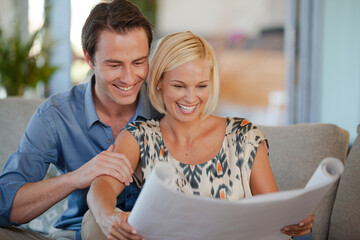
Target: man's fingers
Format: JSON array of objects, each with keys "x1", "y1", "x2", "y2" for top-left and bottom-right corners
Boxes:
[
  {"x1": 98, "y1": 152, "x2": 133, "y2": 176},
  {"x1": 98, "y1": 159, "x2": 133, "y2": 183},
  {"x1": 103, "y1": 167, "x2": 133, "y2": 185},
  {"x1": 101, "y1": 151, "x2": 134, "y2": 173}
]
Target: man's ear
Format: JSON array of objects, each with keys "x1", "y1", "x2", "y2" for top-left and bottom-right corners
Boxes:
[{"x1": 83, "y1": 49, "x2": 95, "y2": 69}]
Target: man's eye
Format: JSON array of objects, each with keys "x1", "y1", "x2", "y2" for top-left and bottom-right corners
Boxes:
[
  {"x1": 109, "y1": 65, "x2": 118, "y2": 68},
  {"x1": 134, "y1": 61, "x2": 145, "y2": 66}
]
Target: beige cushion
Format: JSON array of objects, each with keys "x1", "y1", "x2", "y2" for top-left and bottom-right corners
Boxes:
[
  {"x1": 0, "y1": 97, "x2": 45, "y2": 172},
  {"x1": 0, "y1": 97, "x2": 67, "y2": 235},
  {"x1": 259, "y1": 123, "x2": 349, "y2": 240}
]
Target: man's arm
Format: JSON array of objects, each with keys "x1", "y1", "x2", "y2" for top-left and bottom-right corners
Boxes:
[
  {"x1": 10, "y1": 172, "x2": 76, "y2": 224},
  {"x1": 9, "y1": 144, "x2": 134, "y2": 224},
  {"x1": 1, "y1": 106, "x2": 134, "y2": 225}
]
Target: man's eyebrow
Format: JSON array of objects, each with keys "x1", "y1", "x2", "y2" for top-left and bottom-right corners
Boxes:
[
  {"x1": 133, "y1": 55, "x2": 148, "y2": 62},
  {"x1": 103, "y1": 55, "x2": 148, "y2": 64},
  {"x1": 104, "y1": 59, "x2": 123, "y2": 64}
]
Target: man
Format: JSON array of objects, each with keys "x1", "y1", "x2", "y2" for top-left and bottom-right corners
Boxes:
[{"x1": 0, "y1": 0, "x2": 160, "y2": 239}]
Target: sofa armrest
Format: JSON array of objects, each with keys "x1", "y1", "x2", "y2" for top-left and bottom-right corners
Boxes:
[
  {"x1": 328, "y1": 124, "x2": 360, "y2": 239},
  {"x1": 0, "y1": 97, "x2": 66, "y2": 235},
  {"x1": 259, "y1": 123, "x2": 349, "y2": 240},
  {"x1": 0, "y1": 97, "x2": 45, "y2": 172}
]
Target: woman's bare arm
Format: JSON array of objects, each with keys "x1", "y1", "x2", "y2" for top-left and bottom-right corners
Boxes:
[
  {"x1": 87, "y1": 130, "x2": 143, "y2": 239},
  {"x1": 250, "y1": 141, "x2": 278, "y2": 195},
  {"x1": 250, "y1": 141, "x2": 313, "y2": 236}
]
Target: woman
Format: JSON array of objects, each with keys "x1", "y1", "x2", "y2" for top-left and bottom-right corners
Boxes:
[{"x1": 83, "y1": 31, "x2": 314, "y2": 240}]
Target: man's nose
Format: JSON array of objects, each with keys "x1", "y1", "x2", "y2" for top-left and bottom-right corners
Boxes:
[{"x1": 120, "y1": 65, "x2": 136, "y2": 85}]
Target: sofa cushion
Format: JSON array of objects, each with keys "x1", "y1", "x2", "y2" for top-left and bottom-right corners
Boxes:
[
  {"x1": 259, "y1": 124, "x2": 349, "y2": 240},
  {"x1": 0, "y1": 97, "x2": 45, "y2": 172},
  {"x1": 328, "y1": 124, "x2": 360, "y2": 239},
  {"x1": 0, "y1": 97, "x2": 67, "y2": 235}
]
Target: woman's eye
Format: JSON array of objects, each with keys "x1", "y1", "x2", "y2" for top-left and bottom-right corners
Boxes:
[
  {"x1": 199, "y1": 85, "x2": 208, "y2": 88},
  {"x1": 173, "y1": 85, "x2": 183, "y2": 88}
]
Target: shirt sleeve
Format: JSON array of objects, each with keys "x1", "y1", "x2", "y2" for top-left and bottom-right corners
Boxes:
[{"x1": 0, "y1": 106, "x2": 59, "y2": 226}]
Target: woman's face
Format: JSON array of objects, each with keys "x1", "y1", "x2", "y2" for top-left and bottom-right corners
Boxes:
[{"x1": 158, "y1": 58, "x2": 211, "y2": 123}]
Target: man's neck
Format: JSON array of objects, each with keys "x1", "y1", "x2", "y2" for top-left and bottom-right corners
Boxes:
[{"x1": 93, "y1": 87, "x2": 139, "y2": 138}]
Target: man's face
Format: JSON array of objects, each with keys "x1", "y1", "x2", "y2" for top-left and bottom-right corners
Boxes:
[{"x1": 89, "y1": 28, "x2": 149, "y2": 107}]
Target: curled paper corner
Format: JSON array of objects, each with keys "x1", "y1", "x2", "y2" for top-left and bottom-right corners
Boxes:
[
  {"x1": 305, "y1": 157, "x2": 344, "y2": 189},
  {"x1": 321, "y1": 157, "x2": 344, "y2": 177}
]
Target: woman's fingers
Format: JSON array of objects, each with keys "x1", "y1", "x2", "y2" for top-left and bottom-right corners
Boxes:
[
  {"x1": 281, "y1": 213, "x2": 314, "y2": 236},
  {"x1": 110, "y1": 212, "x2": 143, "y2": 240}
]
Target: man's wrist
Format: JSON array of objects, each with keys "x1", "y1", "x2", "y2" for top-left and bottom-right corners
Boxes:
[{"x1": 63, "y1": 171, "x2": 80, "y2": 191}]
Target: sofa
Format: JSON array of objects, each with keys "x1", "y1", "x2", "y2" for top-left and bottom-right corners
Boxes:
[{"x1": 0, "y1": 97, "x2": 359, "y2": 239}]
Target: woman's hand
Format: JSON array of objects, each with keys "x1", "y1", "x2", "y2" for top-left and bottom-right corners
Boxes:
[
  {"x1": 281, "y1": 213, "x2": 314, "y2": 236},
  {"x1": 99, "y1": 209, "x2": 144, "y2": 240}
]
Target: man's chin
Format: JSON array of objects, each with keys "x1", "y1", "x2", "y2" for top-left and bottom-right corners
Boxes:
[{"x1": 113, "y1": 95, "x2": 139, "y2": 106}]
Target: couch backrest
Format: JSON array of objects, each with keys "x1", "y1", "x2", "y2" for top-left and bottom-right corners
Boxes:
[
  {"x1": 328, "y1": 124, "x2": 360, "y2": 240},
  {"x1": 259, "y1": 124, "x2": 349, "y2": 240},
  {"x1": 0, "y1": 97, "x2": 45, "y2": 172}
]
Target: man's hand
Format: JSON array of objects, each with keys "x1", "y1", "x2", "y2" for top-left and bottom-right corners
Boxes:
[
  {"x1": 99, "y1": 209, "x2": 144, "y2": 240},
  {"x1": 70, "y1": 145, "x2": 134, "y2": 189},
  {"x1": 281, "y1": 213, "x2": 314, "y2": 236}
]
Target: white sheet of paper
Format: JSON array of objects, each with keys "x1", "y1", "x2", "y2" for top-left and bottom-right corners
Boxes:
[{"x1": 128, "y1": 157, "x2": 344, "y2": 240}]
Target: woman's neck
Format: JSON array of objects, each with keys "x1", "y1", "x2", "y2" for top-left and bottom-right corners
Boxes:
[{"x1": 160, "y1": 115, "x2": 210, "y2": 145}]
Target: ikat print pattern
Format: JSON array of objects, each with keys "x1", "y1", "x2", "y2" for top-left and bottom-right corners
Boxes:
[{"x1": 125, "y1": 117, "x2": 267, "y2": 201}]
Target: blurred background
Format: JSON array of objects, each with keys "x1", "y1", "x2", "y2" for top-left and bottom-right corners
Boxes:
[{"x1": 0, "y1": 0, "x2": 359, "y2": 143}]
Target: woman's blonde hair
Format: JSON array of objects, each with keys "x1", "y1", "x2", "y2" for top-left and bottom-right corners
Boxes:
[{"x1": 148, "y1": 31, "x2": 220, "y2": 117}]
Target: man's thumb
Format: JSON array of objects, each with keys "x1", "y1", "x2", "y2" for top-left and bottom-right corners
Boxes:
[{"x1": 107, "y1": 144, "x2": 115, "y2": 152}]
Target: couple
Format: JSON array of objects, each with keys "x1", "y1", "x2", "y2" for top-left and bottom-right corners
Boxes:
[{"x1": 0, "y1": 0, "x2": 313, "y2": 239}]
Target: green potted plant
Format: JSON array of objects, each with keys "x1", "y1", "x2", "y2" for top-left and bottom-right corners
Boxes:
[{"x1": 0, "y1": 10, "x2": 58, "y2": 96}]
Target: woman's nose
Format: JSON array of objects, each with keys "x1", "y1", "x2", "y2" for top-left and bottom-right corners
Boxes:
[{"x1": 184, "y1": 88, "x2": 196, "y2": 102}]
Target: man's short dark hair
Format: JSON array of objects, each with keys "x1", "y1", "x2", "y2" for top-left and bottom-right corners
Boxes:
[{"x1": 81, "y1": 0, "x2": 153, "y2": 64}]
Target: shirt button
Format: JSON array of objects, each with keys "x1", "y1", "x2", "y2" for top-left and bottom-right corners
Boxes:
[
  {"x1": 107, "y1": 139, "x2": 111, "y2": 143},
  {"x1": 126, "y1": 194, "x2": 131, "y2": 199}
]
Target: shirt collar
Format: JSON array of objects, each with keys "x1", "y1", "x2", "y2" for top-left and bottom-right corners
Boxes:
[
  {"x1": 129, "y1": 83, "x2": 154, "y2": 123},
  {"x1": 84, "y1": 76, "x2": 154, "y2": 129},
  {"x1": 84, "y1": 75, "x2": 99, "y2": 129}
]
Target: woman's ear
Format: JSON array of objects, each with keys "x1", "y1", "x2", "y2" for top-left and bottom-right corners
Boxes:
[
  {"x1": 83, "y1": 49, "x2": 95, "y2": 69},
  {"x1": 157, "y1": 80, "x2": 162, "y2": 90}
]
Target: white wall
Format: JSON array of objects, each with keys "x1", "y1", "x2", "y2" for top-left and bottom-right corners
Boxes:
[
  {"x1": 157, "y1": 0, "x2": 286, "y2": 38},
  {"x1": 320, "y1": 0, "x2": 360, "y2": 143}
]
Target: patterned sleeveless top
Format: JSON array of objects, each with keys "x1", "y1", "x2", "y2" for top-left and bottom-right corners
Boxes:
[{"x1": 125, "y1": 117, "x2": 268, "y2": 201}]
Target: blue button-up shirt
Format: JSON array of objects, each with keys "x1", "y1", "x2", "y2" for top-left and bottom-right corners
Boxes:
[{"x1": 0, "y1": 76, "x2": 160, "y2": 234}]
